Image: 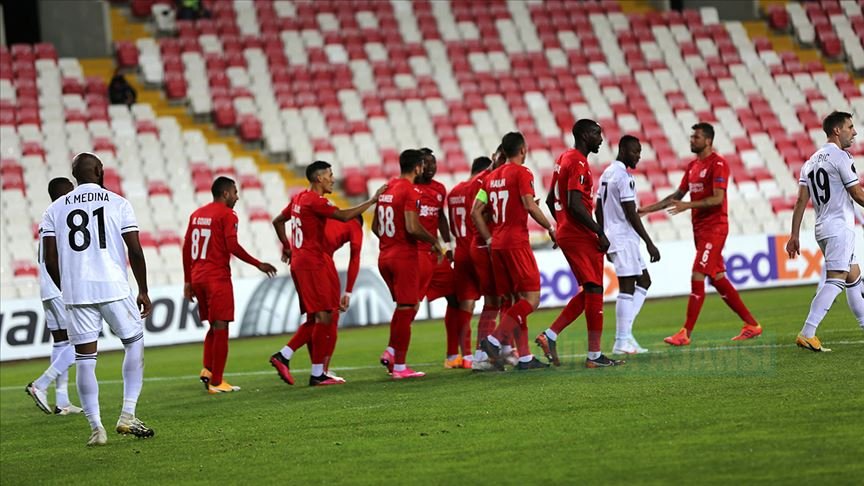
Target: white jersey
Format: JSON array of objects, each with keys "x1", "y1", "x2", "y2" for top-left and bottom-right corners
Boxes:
[
  {"x1": 599, "y1": 160, "x2": 639, "y2": 252},
  {"x1": 799, "y1": 143, "x2": 860, "y2": 241},
  {"x1": 37, "y1": 216, "x2": 61, "y2": 302},
  {"x1": 42, "y1": 183, "x2": 140, "y2": 305}
]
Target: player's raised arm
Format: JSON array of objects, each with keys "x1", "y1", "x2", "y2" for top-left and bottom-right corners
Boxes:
[
  {"x1": 122, "y1": 231, "x2": 152, "y2": 318},
  {"x1": 669, "y1": 188, "x2": 724, "y2": 215},
  {"x1": 225, "y1": 212, "x2": 277, "y2": 277},
  {"x1": 470, "y1": 190, "x2": 492, "y2": 245},
  {"x1": 639, "y1": 188, "x2": 686, "y2": 215},
  {"x1": 331, "y1": 184, "x2": 387, "y2": 222}
]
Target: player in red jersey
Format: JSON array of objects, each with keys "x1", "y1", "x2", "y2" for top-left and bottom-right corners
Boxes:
[
  {"x1": 416, "y1": 148, "x2": 472, "y2": 369},
  {"x1": 535, "y1": 120, "x2": 623, "y2": 368},
  {"x1": 183, "y1": 177, "x2": 278, "y2": 394},
  {"x1": 375, "y1": 149, "x2": 445, "y2": 379},
  {"x1": 640, "y1": 122, "x2": 762, "y2": 345},
  {"x1": 472, "y1": 132, "x2": 556, "y2": 371},
  {"x1": 267, "y1": 214, "x2": 364, "y2": 384},
  {"x1": 448, "y1": 156, "x2": 495, "y2": 369},
  {"x1": 269, "y1": 161, "x2": 384, "y2": 386}
]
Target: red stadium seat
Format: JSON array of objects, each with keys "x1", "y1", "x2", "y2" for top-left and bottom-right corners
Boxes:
[
  {"x1": 212, "y1": 102, "x2": 236, "y2": 129},
  {"x1": 12, "y1": 260, "x2": 38, "y2": 278},
  {"x1": 238, "y1": 174, "x2": 262, "y2": 189},
  {"x1": 136, "y1": 120, "x2": 159, "y2": 135},
  {"x1": 148, "y1": 181, "x2": 172, "y2": 196},
  {"x1": 2, "y1": 172, "x2": 25, "y2": 193},
  {"x1": 114, "y1": 41, "x2": 140, "y2": 68},
  {"x1": 62, "y1": 77, "x2": 84, "y2": 95},
  {"x1": 93, "y1": 137, "x2": 116, "y2": 155},
  {"x1": 248, "y1": 207, "x2": 271, "y2": 222},
  {"x1": 157, "y1": 230, "x2": 183, "y2": 247},
  {"x1": 164, "y1": 72, "x2": 188, "y2": 100}
]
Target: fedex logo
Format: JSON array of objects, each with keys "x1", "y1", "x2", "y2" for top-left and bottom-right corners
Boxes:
[{"x1": 725, "y1": 235, "x2": 822, "y2": 286}]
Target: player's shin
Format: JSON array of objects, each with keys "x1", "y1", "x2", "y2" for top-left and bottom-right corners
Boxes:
[
  {"x1": 210, "y1": 328, "x2": 229, "y2": 386},
  {"x1": 710, "y1": 277, "x2": 757, "y2": 326},
  {"x1": 549, "y1": 292, "x2": 585, "y2": 335},
  {"x1": 802, "y1": 279, "x2": 845, "y2": 337},
  {"x1": 615, "y1": 293, "x2": 635, "y2": 340},
  {"x1": 75, "y1": 352, "x2": 102, "y2": 431},
  {"x1": 585, "y1": 293, "x2": 604, "y2": 355},
  {"x1": 845, "y1": 277, "x2": 864, "y2": 326},
  {"x1": 443, "y1": 306, "x2": 461, "y2": 359},
  {"x1": 121, "y1": 332, "x2": 144, "y2": 417}
]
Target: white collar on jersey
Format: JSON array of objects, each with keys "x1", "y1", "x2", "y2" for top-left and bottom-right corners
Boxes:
[{"x1": 613, "y1": 160, "x2": 628, "y2": 170}]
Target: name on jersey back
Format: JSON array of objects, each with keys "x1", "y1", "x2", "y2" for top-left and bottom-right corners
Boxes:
[
  {"x1": 193, "y1": 217, "x2": 212, "y2": 226},
  {"x1": 489, "y1": 178, "x2": 505, "y2": 188},
  {"x1": 65, "y1": 192, "x2": 109, "y2": 204}
]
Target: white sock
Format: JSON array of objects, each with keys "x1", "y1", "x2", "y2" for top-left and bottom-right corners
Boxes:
[
  {"x1": 544, "y1": 329, "x2": 558, "y2": 341},
  {"x1": 615, "y1": 293, "x2": 634, "y2": 340},
  {"x1": 845, "y1": 277, "x2": 864, "y2": 326},
  {"x1": 486, "y1": 335, "x2": 501, "y2": 347},
  {"x1": 121, "y1": 333, "x2": 144, "y2": 417},
  {"x1": 393, "y1": 364, "x2": 406, "y2": 372},
  {"x1": 587, "y1": 351, "x2": 601, "y2": 360},
  {"x1": 501, "y1": 344, "x2": 513, "y2": 355},
  {"x1": 801, "y1": 279, "x2": 845, "y2": 337},
  {"x1": 462, "y1": 355, "x2": 472, "y2": 361},
  {"x1": 35, "y1": 341, "x2": 74, "y2": 393},
  {"x1": 311, "y1": 364, "x2": 324, "y2": 376},
  {"x1": 75, "y1": 352, "x2": 102, "y2": 431},
  {"x1": 280, "y1": 345, "x2": 294, "y2": 360},
  {"x1": 518, "y1": 355, "x2": 533, "y2": 363},
  {"x1": 631, "y1": 286, "x2": 648, "y2": 337},
  {"x1": 386, "y1": 346, "x2": 395, "y2": 356}
]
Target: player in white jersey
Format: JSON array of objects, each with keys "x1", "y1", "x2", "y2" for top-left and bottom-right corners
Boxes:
[
  {"x1": 786, "y1": 111, "x2": 864, "y2": 351},
  {"x1": 42, "y1": 153, "x2": 154, "y2": 446},
  {"x1": 25, "y1": 178, "x2": 83, "y2": 416},
  {"x1": 597, "y1": 136, "x2": 661, "y2": 354}
]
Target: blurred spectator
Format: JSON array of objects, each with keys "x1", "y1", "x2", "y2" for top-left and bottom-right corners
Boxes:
[
  {"x1": 176, "y1": 0, "x2": 210, "y2": 21},
  {"x1": 109, "y1": 71, "x2": 137, "y2": 106}
]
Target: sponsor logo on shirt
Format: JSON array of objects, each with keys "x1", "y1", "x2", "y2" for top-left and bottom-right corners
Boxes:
[
  {"x1": 689, "y1": 183, "x2": 704, "y2": 193},
  {"x1": 419, "y1": 205, "x2": 438, "y2": 217}
]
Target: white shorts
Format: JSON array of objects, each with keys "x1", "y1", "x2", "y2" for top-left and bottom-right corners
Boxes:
[
  {"x1": 42, "y1": 297, "x2": 69, "y2": 332},
  {"x1": 818, "y1": 228, "x2": 857, "y2": 272},
  {"x1": 608, "y1": 240, "x2": 647, "y2": 277},
  {"x1": 67, "y1": 295, "x2": 144, "y2": 345}
]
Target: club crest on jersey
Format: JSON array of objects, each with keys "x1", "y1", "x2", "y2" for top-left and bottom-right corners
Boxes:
[
  {"x1": 437, "y1": 194, "x2": 443, "y2": 202},
  {"x1": 699, "y1": 169, "x2": 708, "y2": 178}
]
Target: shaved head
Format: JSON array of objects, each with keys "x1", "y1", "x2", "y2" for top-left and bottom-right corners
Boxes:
[{"x1": 71, "y1": 152, "x2": 104, "y2": 186}]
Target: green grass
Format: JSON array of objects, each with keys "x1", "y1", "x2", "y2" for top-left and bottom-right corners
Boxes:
[{"x1": 1, "y1": 285, "x2": 863, "y2": 485}]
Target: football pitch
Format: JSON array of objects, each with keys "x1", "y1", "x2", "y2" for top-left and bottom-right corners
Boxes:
[{"x1": 1, "y1": 285, "x2": 862, "y2": 485}]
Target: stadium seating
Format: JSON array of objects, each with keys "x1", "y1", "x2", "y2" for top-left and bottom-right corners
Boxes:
[{"x1": 770, "y1": 0, "x2": 864, "y2": 73}]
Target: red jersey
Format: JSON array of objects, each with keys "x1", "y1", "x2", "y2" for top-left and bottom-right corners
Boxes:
[
  {"x1": 483, "y1": 162, "x2": 535, "y2": 250},
  {"x1": 448, "y1": 179, "x2": 474, "y2": 250},
  {"x1": 471, "y1": 169, "x2": 494, "y2": 247},
  {"x1": 552, "y1": 148, "x2": 596, "y2": 240},
  {"x1": 678, "y1": 152, "x2": 729, "y2": 235},
  {"x1": 183, "y1": 202, "x2": 260, "y2": 283},
  {"x1": 416, "y1": 179, "x2": 447, "y2": 252},
  {"x1": 282, "y1": 189, "x2": 338, "y2": 269},
  {"x1": 377, "y1": 177, "x2": 422, "y2": 259},
  {"x1": 324, "y1": 218, "x2": 363, "y2": 293}
]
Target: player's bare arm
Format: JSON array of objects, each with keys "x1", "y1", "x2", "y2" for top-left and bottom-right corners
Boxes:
[
  {"x1": 622, "y1": 200, "x2": 660, "y2": 262},
  {"x1": 521, "y1": 194, "x2": 556, "y2": 246},
  {"x1": 669, "y1": 188, "x2": 724, "y2": 215},
  {"x1": 847, "y1": 182, "x2": 864, "y2": 207},
  {"x1": 544, "y1": 190, "x2": 556, "y2": 220},
  {"x1": 271, "y1": 212, "x2": 292, "y2": 262},
  {"x1": 785, "y1": 185, "x2": 810, "y2": 258},
  {"x1": 639, "y1": 188, "x2": 686, "y2": 215},
  {"x1": 470, "y1": 192, "x2": 492, "y2": 244},
  {"x1": 182, "y1": 219, "x2": 195, "y2": 300},
  {"x1": 42, "y1": 235, "x2": 61, "y2": 290},
  {"x1": 437, "y1": 207, "x2": 454, "y2": 261},
  {"x1": 405, "y1": 210, "x2": 444, "y2": 255},
  {"x1": 593, "y1": 196, "x2": 610, "y2": 253},
  {"x1": 567, "y1": 189, "x2": 609, "y2": 251},
  {"x1": 371, "y1": 203, "x2": 382, "y2": 238},
  {"x1": 122, "y1": 231, "x2": 152, "y2": 318},
  {"x1": 331, "y1": 184, "x2": 387, "y2": 222}
]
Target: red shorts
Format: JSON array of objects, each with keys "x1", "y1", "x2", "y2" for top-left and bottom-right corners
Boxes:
[
  {"x1": 379, "y1": 256, "x2": 421, "y2": 305},
  {"x1": 558, "y1": 236, "x2": 605, "y2": 287},
  {"x1": 191, "y1": 280, "x2": 234, "y2": 322},
  {"x1": 491, "y1": 246, "x2": 541, "y2": 295},
  {"x1": 427, "y1": 256, "x2": 455, "y2": 301},
  {"x1": 291, "y1": 262, "x2": 340, "y2": 314},
  {"x1": 693, "y1": 232, "x2": 727, "y2": 277},
  {"x1": 469, "y1": 244, "x2": 496, "y2": 296},
  {"x1": 453, "y1": 247, "x2": 481, "y2": 301}
]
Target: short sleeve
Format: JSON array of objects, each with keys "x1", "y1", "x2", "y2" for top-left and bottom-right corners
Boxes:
[
  {"x1": 836, "y1": 153, "x2": 859, "y2": 188},
  {"x1": 280, "y1": 202, "x2": 292, "y2": 219},
  {"x1": 517, "y1": 167, "x2": 534, "y2": 197},
  {"x1": 119, "y1": 199, "x2": 139, "y2": 234},
  {"x1": 308, "y1": 195, "x2": 338, "y2": 217},
  {"x1": 677, "y1": 166, "x2": 690, "y2": 193},
  {"x1": 224, "y1": 211, "x2": 240, "y2": 239},
  {"x1": 618, "y1": 173, "x2": 636, "y2": 202},
  {"x1": 566, "y1": 161, "x2": 590, "y2": 195},
  {"x1": 404, "y1": 187, "x2": 420, "y2": 213},
  {"x1": 41, "y1": 208, "x2": 55, "y2": 236},
  {"x1": 798, "y1": 163, "x2": 809, "y2": 186},
  {"x1": 712, "y1": 159, "x2": 729, "y2": 191}
]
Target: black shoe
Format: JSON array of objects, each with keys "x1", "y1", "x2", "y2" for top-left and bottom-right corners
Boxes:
[
  {"x1": 585, "y1": 354, "x2": 625, "y2": 368},
  {"x1": 479, "y1": 339, "x2": 504, "y2": 370},
  {"x1": 514, "y1": 357, "x2": 551, "y2": 370},
  {"x1": 309, "y1": 374, "x2": 344, "y2": 386}
]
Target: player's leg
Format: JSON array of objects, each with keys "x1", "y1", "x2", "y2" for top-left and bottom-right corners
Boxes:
[
  {"x1": 666, "y1": 236, "x2": 713, "y2": 345},
  {"x1": 271, "y1": 269, "x2": 311, "y2": 385},
  {"x1": 629, "y1": 270, "x2": 652, "y2": 352},
  {"x1": 844, "y1": 264, "x2": 864, "y2": 328},
  {"x1": 798, "y1": 236, "x2": 851, "y2": 351},
  {"x1": 386, "y1": 260, "x2": 424, "y2": 379},
  {"x1": 323, "y1": 310, "x2": 342, "y2": 379},
  {"x1": 67, "y1": 303, "x2": 106, "y2": 445},
  {"x1": 28, "y1": 299, "x2": 79, "y2": 414},
  {"x1": 103, "y1": 296, "x2": 154, "y2": 438},
  {"x1": 203, "y1": 281, "x2": 239, "y2": 393},
  {"x1": 194, "y1": 282, "x2": 214, "y2": 389},
  {"x1": 613, "y1": 276, "x2": 638, "y2": 355},
  {"x1": 309, "y1": 310, "x2": 343, "y2": 385},
  {"x1": 712, "y1": 271, "x2": 762, "y2": 340},
  {"x1": 456, "y1": 298, "x2": 475, "y2": 368},
  {"x1": 538, "y1": 244, "x2": 586, "y2": 356}
]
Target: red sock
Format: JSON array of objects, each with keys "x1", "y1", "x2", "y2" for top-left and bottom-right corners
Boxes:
[
  {"x1": 585, "y1": 293, "x2": 604, "y2": 352},
  {"x1": 711, "y1": 277, "x2": 757, "y2": 326},
  {"x1": 550, "y1": 292, "x2": 585, "y2": 335},
  {"x1": 324, "y1": 311, "x2": 339, "y2": 372},
  {"x1": 392, "y1": 308, "x2": 417, "y2": 365},
  {"x1": 311, "y1": 322, "x2": 332, "y2": 367},
  {"x1": 493, "y1": 299, "x2": 533, "y2": 345},
  {"x1": 684, "y1": 280, "x2": 706, "y2": 335},
  {"x1": 456, "y1": 309, "x2": 473, "y2": 356},
  {"x1": 499, "y1": 298, "x2": 512, "y2": 327},
  {"x1": 287, "y1": 320, "x2": 313, "y2": 361},
  {"x1": 476, "y1": 305, "x2": 498, "y2": 349},
  {"x1": 210, "y1": 328, "x2": 229, "y2": 386},
  {"x1": 202, "y1": 328, "x2": 214, "y2": 370},
  {"x1": 444, "y1": 306, "x2": 460, "y2": 357},
  {"x1": 515, "y1": 314, "x2": 531, "y2": 357}
]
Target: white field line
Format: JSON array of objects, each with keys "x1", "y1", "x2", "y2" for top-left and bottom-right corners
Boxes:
[{"x1": 2, "y1": 339, "x2": 863, "y2": 392}]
